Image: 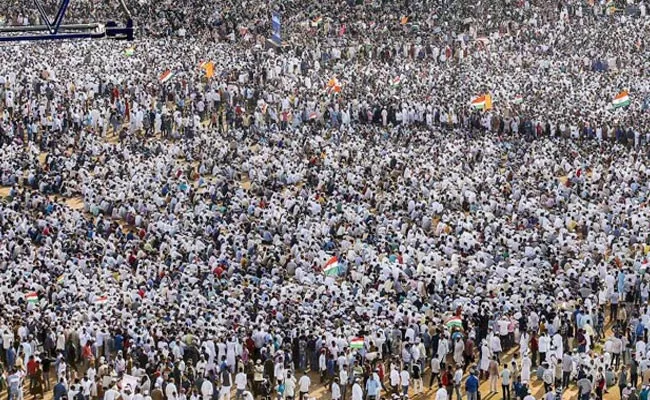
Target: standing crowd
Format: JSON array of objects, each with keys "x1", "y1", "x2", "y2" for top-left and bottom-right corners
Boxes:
[{"x1": 1, "y1": 0, "x2": 650, "y2": 400}]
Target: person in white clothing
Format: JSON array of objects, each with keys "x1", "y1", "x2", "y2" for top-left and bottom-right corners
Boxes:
[
  {"x1": 400, "y1": 368, "x2": 410, "y2": 395},
  {"x1": 298, "y1": 373, "x2": 311, "y2": 399},
  {"x1": 351, "y1": 379, "x2": 363, "y2": 400},
  {"x1": 235, "y1": 369, "x2": 247, "y2": 400},
  {"x1": 165, "y1": 379, "x2": 178, "y2": 400},
  {"x1": 331, "y1": 378, "x2": 341, "y2": 400},
  {"x1": 436, "y1": 386, "x2": 449, "y2": 400},
  {"x1": 283, "y1": 372, "x2": 297, "y2": 400},
  {"x1": 104, "y1": 384, "x2": 121, "y2": 400},
  {"x1": 539, "y1": 333, "x2": 551, "y2": 366},
  {"x1": 390, "y1": 365, "x2": 400, "y2": 392},
  {"x1": 200, "y1": 379, "x2": 213, "y2": 400}
]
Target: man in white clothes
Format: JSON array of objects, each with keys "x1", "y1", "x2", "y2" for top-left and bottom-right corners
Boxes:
[
  {"x1": 351, "y1": 378, "x2": 363, "y2": 400},
  {"x1": 165, "y1": 378, "x2": 178, "y2": 400},
  {"x1": 390, "y1": 365, "x2": 400, "y2": 393},
  {"x1": 235, "y1": 368, "x2": 247, "y2": 400},
  {"x1": 331, "y1": 377, "x2": 341, "y2": 400},
  {"x1": 400, "y1": 367, "x2": 410, "y2": 395},
  {"x1": 539, "y1": 333, "x2": 551, "y2": 366},
  {"x1": 201, "y1": 378, "x2": 213, "y2": 400},
  {"x1": 298, "y1": 372, "x2": 311, "y2": 399},
  {"x1": 436, "y1": 385, "x2": 449, "y2": 400}
]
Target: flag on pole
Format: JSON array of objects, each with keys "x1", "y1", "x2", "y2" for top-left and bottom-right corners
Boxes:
[
  {"x1": 56, "y1": 274, "x2": 65, "y2": 284},
  {"x1": 350, "y1": 337, "x2": 364, "y2": 349},
  {"x1": 612, "y1": 91, "x2": 630, "y2": 108},
  {"x1": 445, "y1": 316, "x2": 464, "y2": 330},
  {"x1": 390, "y1": 76, "x2": 402, "y2": 87},
  {"x1": 25, "y1": 292, "x2": 38, "y2": 304},
  {"x1": 308, "y1": 111, "x2": 318, "y2": 120},
  {"x1": 199, "y1": 61, "x2": 215, "y2": 79},
  {"x1": 326, "y1": 77, "x2": 342, "y2": 94},
  {"x1": 159, "y1": 70, "x2": 174, "y2": 84},
  {"x1": 95, "y1": 295, "x2": 109, "y2": 305},
  {"x1": 323, "y1": 256, "x2": 340, "y2": 276},
  {"x1": 312, "y1": 17, "x2": 323, "y2": 26},
  {"x1": 513, "y1": 95, "x2": 523, "y2": 105},
  {"x1": 471, "y1": 94, "x2": 492, "y2": 110},
  {"x1": 400, "y1": 16, "x2": 409, "y2": 25},
  {"x1": 124, "y1": 47, "x2": 135, "y2": 57},
  {"x1": 204, "y1": 62, "x2": 215, "y2": 79}
]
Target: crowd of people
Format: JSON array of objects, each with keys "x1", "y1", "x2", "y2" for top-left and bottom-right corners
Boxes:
[{"x1": 0, "y1": 0, "x2": 650, "y2": 400}]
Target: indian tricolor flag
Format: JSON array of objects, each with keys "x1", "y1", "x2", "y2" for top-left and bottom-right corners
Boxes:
[
  {"x1": 445, "y1": 316, "x2": 463, "y2": 330},
  {"x1": 25, "y1": 292, "x2": 38, "y2": 304},
  {"x1": 312, "y1": 17, "x2": 323, "y2": 26},
  {"x1": 390, "y1": 76, "x2": 402, "y2": 87},
  {"x1": 612, "y1": 91, "x2": 630, "y2": 109},
  {"x1": 326, "y1": 77, "x2": 342, "y2": 94},
  {"x1": 95, "y1": 295, "x2": 109, "y2": 305},
  {"x1": 471, "y1": 94, "x2": 493, "y2": 111},
  {"x1": 350, "y1": 337, "x2": 364, "y2": 349},
  {"x1": 323, "y1": 256, "x2": 340, "y2": 277},
  {"x1": 159, "y1": 69, "x2": 174, "y2": 84},
  {"x1": 56, "y1": 274, "x2": 65, "y2": 284},
  {"x1": 513, "y1": 95, "x2": 524, "y2": 105},
  {"x1": 124, "y1": 47, "x2": 135, "y2": 57}
]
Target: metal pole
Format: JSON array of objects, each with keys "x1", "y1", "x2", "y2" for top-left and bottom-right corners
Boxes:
[
  {"x1": 0, "y1": 23, "x2": 101, "y2": 33},
  {"x1": 52, "y1": 0, "x2": 71, "y2": 33},
  {"x1": 0, "y1": 31, "x2": 106, "y2": 41}
]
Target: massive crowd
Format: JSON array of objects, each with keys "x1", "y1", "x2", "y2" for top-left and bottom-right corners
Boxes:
[{"x1": 0, "y1": 0, "x2": 650, "y2": 400}]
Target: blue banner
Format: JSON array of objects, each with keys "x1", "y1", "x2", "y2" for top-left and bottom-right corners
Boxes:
[{"x1": 271, "y1": 12, "x2": 281, "y2": 45}]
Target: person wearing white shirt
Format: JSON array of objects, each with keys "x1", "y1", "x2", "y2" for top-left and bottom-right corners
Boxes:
[
  {"x1": 339, "y1": 368, "x2": 348, "y2": 400},
  {"x1": 283, "y1": 373, "x2": 297, "y2": 400},
  {"x1": 430, "y1": 355, "x2": 441, "y2": 387},
  {"x1": 453, "y1": 367, "x2": 464, "y2": 400},
  {"x1": 351, "y1": 379, "x2": 363, "y2": 400},
  {"x1": 81, "y1": 376, "x2": 92, "y2": 398},
  {"x1": 104, "y1": 385, "x2": 121, "y2": 400},
  {"x1": 165, "y1": 379, "x2": 178, "y2": 400},
  {"x1": 436, "y1": 386, "x2": 449, "y2": 400},
  {"x1": 390, "y1": 365, "x2": 400, "y2": 391},
  {"x1": 298, "y1": 373, "x2": 311, "y2": 398},
  {"x1": 200, "y1": 379, "x2": 213, "y2": 400},
  {"x1": 331, "y1": 378, "x2": 341, "y2": 400},
  {"x1": 235, "y1": 369, "x2": 247, "y2": 400},
  {"x1": 636, "y1": 340, "x2": 647, "y2": 361},
  {"x1": 539, "y1": 333, "x2": 551, "y2": 365},
  {"x1": 400, "y1": 368, "x2": 410, "y2": 395},
  {"x1": 491, "y1": 335, "x2": 503, "y2": 362},
  {"x1": 319, "y1": 351, "x2": 327, "y2": 382}
]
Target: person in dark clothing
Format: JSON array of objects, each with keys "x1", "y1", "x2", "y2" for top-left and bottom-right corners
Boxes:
[{"x1": 53, "y1": 379, "x2": 67, "y2": 400}]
